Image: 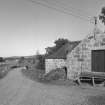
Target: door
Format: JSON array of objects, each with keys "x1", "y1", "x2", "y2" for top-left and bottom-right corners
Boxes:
[{"x1": 92, "y1": 50, "x2": 105, "y2": 72}]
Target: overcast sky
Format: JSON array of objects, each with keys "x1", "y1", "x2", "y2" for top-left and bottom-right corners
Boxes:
[{"x1": 0, "y1": 0, "x2": 105, "y2": 57}]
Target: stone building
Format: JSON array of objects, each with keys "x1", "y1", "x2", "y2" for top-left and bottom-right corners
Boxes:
[
  {"x1": 67, "y1": 28, "x2": 105, "y2": 79},
  {"x1": 45, "y1": 42, "x2": 79, "y2": 73}
]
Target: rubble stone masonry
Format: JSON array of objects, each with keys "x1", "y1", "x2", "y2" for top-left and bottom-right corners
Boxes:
[
  {"x1": 45, "y1": 59, "x2": 66, "y2": 73},
  {"x1": 67, "y1": 33, "x2": 105, "y2": 79}
]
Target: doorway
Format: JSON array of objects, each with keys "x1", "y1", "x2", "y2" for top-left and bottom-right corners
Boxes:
[{"x1": 92, "y1": 50, "x2": 105, "y2": 72}]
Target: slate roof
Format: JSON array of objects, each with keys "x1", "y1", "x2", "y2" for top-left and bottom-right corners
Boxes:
[{"x1": 46, "y1": 41, "x2": 80, "y2": 59}]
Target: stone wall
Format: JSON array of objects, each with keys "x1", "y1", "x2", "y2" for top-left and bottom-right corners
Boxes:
[
  {"x1": 45, "y1": 59, "x2": 66, "y2": 73},
  {"x1": 67, "y1": 33, "x2": 105, "y2": 79}
]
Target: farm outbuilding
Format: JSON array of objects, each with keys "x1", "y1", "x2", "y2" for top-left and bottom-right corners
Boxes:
[
  {"x1": 66, "y1": 27, "x2": 105, "y2": 79},
  {"x1": 45, "y1": 42, "x2": 80, "y2": 73}
]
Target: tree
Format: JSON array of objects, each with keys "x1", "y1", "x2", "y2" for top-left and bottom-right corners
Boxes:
[
  {"x1": 0, "y1": 57, "x2": 4, "y2": 62},
  {"x1": 54, "y1": 38, "x2": 69, "y2": 49},
  {"x1": 99, "y1": 7, "x2": 105, "y2": 25},
  {"x1": 36, "y1": 50, "x2": 40, "y2": 55},
  {"x1": 45, "y1": 38, "x2": 69, "y2": 55},
  {"x1": 45, "y1": 47, "x2": 55, "y2": 55}
]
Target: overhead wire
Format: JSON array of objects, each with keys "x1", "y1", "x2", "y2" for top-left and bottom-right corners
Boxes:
[
  {"x1": 39, "y1": 0, "x2": 91, "y2": 19},
  {"x1": 28, "y1": 0, "x2": 92, "y2": 22}
]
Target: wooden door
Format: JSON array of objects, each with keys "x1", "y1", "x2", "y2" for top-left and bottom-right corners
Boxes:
[{"x1": 92, "y1": 50, "x2": 105, "y2": 72}]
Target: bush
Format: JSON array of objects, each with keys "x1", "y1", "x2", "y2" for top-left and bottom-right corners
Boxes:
[
  {"x1": 21, "y1": 67, "x2": 45, "y2": 81},
  {"x1": 0, "y1": 64, "x2": 9, "y2": 79},
  {"x1": 36, "y1": 54, "x2": 45, "y2": 70},
  {"x1": 10, "y1": 65, "x2": 19, "y2": 69},
  {"x1": 0, "y1": 70, "x2": 8, "y2": 79},
  {"x1": 0, "y1": 57, "x2": 5, "y2": 62},
  {"x1": 18, "y1": 57, "x2": 36, "y2": 69}
]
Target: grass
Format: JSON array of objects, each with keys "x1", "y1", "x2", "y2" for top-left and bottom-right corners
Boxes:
[
  {"x1": 21, "y1": 67, "x2": 77, "y2": 86},
  {"x1": 21, "y1": 66, "x2": 45, "y2": 82},
  {"x1": 0, "y1": 59, "x2": 20, "y2": 79},
  {"x1": 43, "y1": 68, "x2": 66, "y2": 80},
  {"x1": 87, "y1": 94, "x2": 105, "y2": 105},
  {"x1": 0, "y1": 64, "x2": 11, "y2": 79}
]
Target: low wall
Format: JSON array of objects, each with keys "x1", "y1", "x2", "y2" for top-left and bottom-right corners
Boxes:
[{"x1": 45, "y1": 59, "x2": 66, "y2": 73}]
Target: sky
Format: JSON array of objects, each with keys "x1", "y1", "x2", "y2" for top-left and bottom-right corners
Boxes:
[{"x1": 0, "y1": 0, "x2": 105, "y2": 57}]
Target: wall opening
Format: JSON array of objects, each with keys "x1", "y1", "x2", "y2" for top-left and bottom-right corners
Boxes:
[
  {"x1": 92, "y1": 50, "x2": 105, "y2": 72},
  {"x1": 63, "y1": 66, "x2": 67, "y2": 78}
]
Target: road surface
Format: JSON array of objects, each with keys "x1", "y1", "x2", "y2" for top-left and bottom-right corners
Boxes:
[{"x1": 0, "y1": 68, "x2": 105, "y2": 105}]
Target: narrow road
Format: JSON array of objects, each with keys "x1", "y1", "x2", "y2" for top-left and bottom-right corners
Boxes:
[
  {"x1": 0, "y1": 68, "x2": 105, "y2": 105},
  {"x1": 0, "y1": 68, "x2": 33, "y2": 105}
]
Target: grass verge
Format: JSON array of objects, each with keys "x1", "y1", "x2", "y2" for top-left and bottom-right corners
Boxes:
[
  {"x1": 0, "y1": 64, "x2": 11, "y2": 79},
  {"x1": 21, "y1": 68, "x2": 77, "y2": 86}
]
